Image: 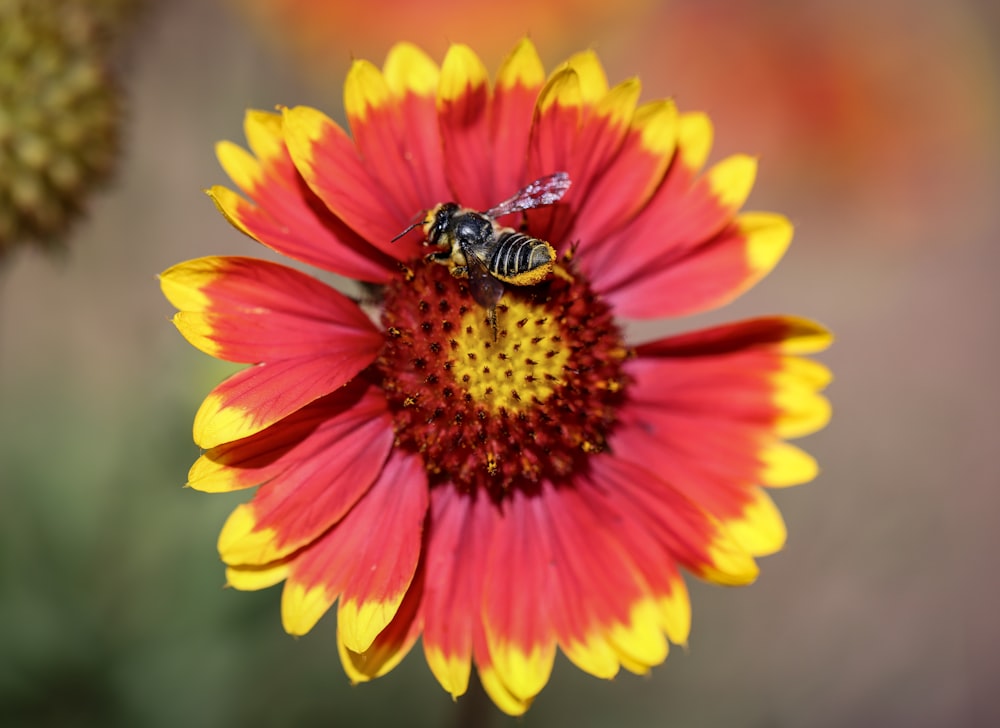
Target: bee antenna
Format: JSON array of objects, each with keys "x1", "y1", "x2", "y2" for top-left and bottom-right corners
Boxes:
[{"x1": 391, "y1": 212, "x2": 426, "y2": 243}]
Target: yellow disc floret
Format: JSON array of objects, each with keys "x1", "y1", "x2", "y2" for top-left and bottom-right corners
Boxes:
[{"x1": 450, "y1": 300, "x2": 570, "y2": 414}]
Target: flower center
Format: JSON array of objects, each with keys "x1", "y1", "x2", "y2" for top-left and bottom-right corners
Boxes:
[{"x1": 376, "y1": 260, "x2": 628, "y2": 496}]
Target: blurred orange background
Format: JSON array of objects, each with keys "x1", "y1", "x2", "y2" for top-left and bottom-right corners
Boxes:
[{"x1": 2, "y1": 0, "x2": 998, "y2": 725}]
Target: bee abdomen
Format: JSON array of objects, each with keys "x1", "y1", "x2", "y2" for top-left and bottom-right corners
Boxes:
[{"x1": 490, "y1": 231, "x2": 556, "y2": 285}]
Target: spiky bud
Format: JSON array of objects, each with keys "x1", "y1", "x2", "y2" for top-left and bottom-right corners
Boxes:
[{"x1": 0, "y1": 0, "x2": 137, "y2": 257}]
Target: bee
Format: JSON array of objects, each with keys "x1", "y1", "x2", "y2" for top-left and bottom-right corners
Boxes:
[{"x1": 392, "y1": 172, "x2": 571, "y2": 335}]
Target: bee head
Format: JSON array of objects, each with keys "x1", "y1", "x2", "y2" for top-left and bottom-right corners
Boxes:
[
  {"x1": 391, "y1": 203, "x2": 458, "y2": 244},
  {"x1": 424, "y1": 202, "x2": 459, "y2": 247}
]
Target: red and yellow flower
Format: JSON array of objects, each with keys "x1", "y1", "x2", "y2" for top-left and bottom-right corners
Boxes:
[{"x1": 160, "y1": 39, "x2": 830, "y2": 714}]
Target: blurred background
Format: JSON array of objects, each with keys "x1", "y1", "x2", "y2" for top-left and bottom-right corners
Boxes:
[{"x1": 1, "y1": 0, "x2": 998, "y2": 725}]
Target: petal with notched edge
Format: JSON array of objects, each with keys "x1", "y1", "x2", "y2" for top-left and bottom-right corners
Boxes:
[
  {"x1": 282, "y1": 105, "x2": 421, "y2": 260},
  {"x1": 612, "y1": 317, "x2": 831, "y2": 556},
  {"x1": 438, "y1": 44, "x2": 494, "y2": 211},
  {"x1": 188, "y1": 379, "x2": 389, "y2": 494},
  {"x1": 589, "y1": 455, "x2": 759, "y2": 587},
  {"x1": 216, "y1": 385, "x2": 393, "y2": 565},
  {"x1": 340, "y1": 563, "x2": 425, "y2": 684},
  {"x1": 211, "y1": 110, "x2": 396, "y2": 282},
  {"x1": 280, "y1": 450, "x2": 428, "y2": 639},
  {"x1": 160, "y1": 256, "x2": 379, "y2": 364},
  {"x1": 421, "y1": 487, "x2": 494, "y2": 700},
  {"x1": 604, "y1": 211, "x2": 793, "y2": 319},
  {"x1": 481, "y1": 489, "x2": 557, "y2": 703},
  {"x1": 491, "y1": 38, "x2": 546, "y2": 198}
]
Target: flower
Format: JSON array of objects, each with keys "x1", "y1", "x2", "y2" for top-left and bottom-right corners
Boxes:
[{"x1": 160, "y1": 39, "x2": 831, "y2": 715}]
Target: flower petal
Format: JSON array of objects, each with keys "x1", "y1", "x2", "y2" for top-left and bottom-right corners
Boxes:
[
  {"x1": 483, "y1": 490, "x2": 556, "y2": 700},
  {"x1": 211, "y1": 110, "x2": 396, "y2": 282},
  {"x1": 474, "y1": 625, "x2": 532, "y2": 716},
  {"x1": 225, "y1": 560, "x2": 291, "y2": 591},
  {"x1": 339, "y1": 563, "x2": 425, "y2": 683},
  {"x1": 609, "y1": 211, "x2": 792, "y2": 318},
  {"x1": 280, "y1": 450, "x2": 428, "y2": 640},
  {"x1": 437, "y1": 43, "x2": 494, "y2": 211},
  {"x1": 420, "y1": 487, "x2": 494, "y2": 700},
  {"x1": 382, "y1": 43, "x2": 451, "y2": 205},
  {"x1": 161, "y1": 256, "x2": 381, "y2": 448},
  {"x1": 553, "y1": 49, "x2": 608, "y2": 104},
  {"x1": 528, "y1": 67, "x2": 582, "y2": 191},
  {"x1": 677, "y1": 110, "x2": 714, "y2": 172},
  {"x1": 333, "y1": 44, "x2": 452, "y2": 250},
  {"x1": 569, "y1": 97, "x2": 677, "y2": 254},
  {"x1": 722, "y1": 487, "x2": 788, "y2": 557},
  {"x1": 588, "y1": 153, "x2": 760, "y2": 300},
  {"x1": 612, "y1": 318, "x2": 831, "y2": 556},
  {"x1": 541, "y1": 483, "x2": 669, "y2": 679},
  {"x1": 192, "y1": 352, "x2": 374, "y2": 450},
  {"x1": 216, "y1": 385, "x2": 394, "y2": 565},
  {"x1": 524, "y1": 67, "x2": 582, "y2": 243},
  {"x1": 578, "y1": 483, "x2": 692, "y2": 647},
  {"x1": 490, "y1": 38, "x2": 546, "y2": 197},
  {"x1": 204, "y1": 185, "x2": 395, "y2": 283},
  {"x1": 481, "y1": 489, "x2": 557, "y2": 702},
  {"x1": 161, "y1": 256, "x2": 380, "y2": 364},
  {"x1": 282, "y1": 105, "x2": 419, "y2": 260},
  {"x1": 588, "y1": 454, "x2": 759, "y2": 586},
  {"x1": 188, "y1": 380, "x2": 388, "y2": 494}
]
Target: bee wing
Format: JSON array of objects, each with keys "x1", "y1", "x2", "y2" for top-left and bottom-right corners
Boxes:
[
  {"x1": 465, "y1": 249, "x2": 505, "y2": 310},
  {"x1": 485, "y1": 172, "x2": 571, "y2": 218}
]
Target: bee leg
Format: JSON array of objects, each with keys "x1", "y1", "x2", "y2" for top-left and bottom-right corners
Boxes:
[
  {"x1": 487, "y1": 304, "x2": 498, "y2": 342},
  {"x1": 552, "y1": 262, "x2": 575, "y2": 283},
  {"x1": 450, "y1": 266, "x2": 468, "y2": 278},
  {"x1": 425, "y1": 251, "x2": 451, "y2": 264}
]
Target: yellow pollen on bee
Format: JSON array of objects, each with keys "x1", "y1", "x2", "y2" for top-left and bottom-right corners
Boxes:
[{"x1": 450, "y1": 300, "x2": 570, "y2": 413}]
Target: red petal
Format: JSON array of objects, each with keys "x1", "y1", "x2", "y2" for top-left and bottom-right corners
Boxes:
[
  {"x1": 214, "y1": 110, "x2": 396, "y2": 282},
  {"x1": 540, "y1": 481, "x2": 666, "y2": 677},
  {"x1": 282, "y1": 450, "x2": 428, "y2": 642},
  {"x1": 217, "y1": 384, "x2": 394, "y2": 565},
  {"x1": 189, "y1": 378, "x2": 389, "y2": 493},
  {"x1": 344, "y1": 60, "x2": 428, "y2": 226},
  {"x1": 283, "y1": 106, "x2": 420, "y2": 260},
  {"x1": 481, "y1": 488, "x2": 557, "y2": 701},
  {"x1": 421, "y1": 487, "x2": 494, "y2": 698},
  {"x1": 490, "y1": 38, "x2": 545, "y2": 202},
  {"x1": 193, "y1": 349, "x2": 378, "y2": 449},
  {"x1": 577, "y1": 469, "x2": 691, "y2": 646},
  {"x1": 602, "y1": 212, "x2": 792, "y2": 318},
  {"x1": 339, "y1": 560, "x2": 425, "y2": 683},
  {"x1": 337, "y1": 451, "x2": 429, "y2": 652},
  {"x1": 583, "y1": 154, "x2": 755, "y2": 298},
  {"x1": 163, "y1": 256, "x2": 380, "y2": 364},
  {"x1": 618, "y1": 316, "x2": 831, "y2": 499},
  {"x1": 524, "y1": 68, "x2": 582, "y2": 244},
  {"x1": 587, "y1": 455, "x2": 758, "y2": 586},
  {"x1": 207, "y1": 186, "x2": 394, "y2": 283},
  {"x1": 438, "y1": 44, "x2": 495, "y2": 211},
  {"x1": 570, "y1": 99, "x2": 676, "y2": 255},
  {"x1": 528, "y1": 80, "x2": 645, "y2": 248}
]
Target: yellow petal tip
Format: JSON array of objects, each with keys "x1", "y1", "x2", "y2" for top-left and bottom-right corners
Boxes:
[
  {"x1": 281, "y1": 581, "x2": 333, "y2": 636},
  {"x1": 383, "y1": 42, "x2": 440, "y2": 97},
  {"x1": 438, "y1": 43, "x2": 490, "y2": 105},
  {"x1": 497, "y1": 38, "x2": 545, "y2": 91}
]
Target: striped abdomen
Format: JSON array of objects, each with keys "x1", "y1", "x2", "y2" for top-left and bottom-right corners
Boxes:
[{"x1": 489, "y1": 231, "x2": 556, "y2": 286}]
